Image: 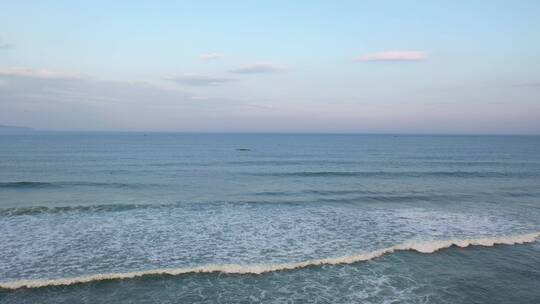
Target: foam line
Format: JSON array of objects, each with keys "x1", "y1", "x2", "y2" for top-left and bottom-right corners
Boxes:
[{"x1": 2, "y1": 231, "x2": 539, "y2": 290}]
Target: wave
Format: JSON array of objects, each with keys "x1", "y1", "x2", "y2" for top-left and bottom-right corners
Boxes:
[
  {"x1": 303, "y1": 189, "x2": 381, "y2": 195},
  {"x1": 251, "y1": 190, "x2": 471, "y2": 203},
  {"x1": 0, "y1": 194, "x2": 457, "y2": 217},
  {"x1": 0, "y1": 181, "x2": 157, "y2": 190},
  {"x1": 1, "y1": 231, "x2": 538, "y2": 290},
  {"x1": 253, "y1": 190, "x2": 381, "y2": 196},
  {"x1": 0, "y1": 201, "x2": 275, "y2": 217},
  {"x1": 0, "y1": 192, "x2": 477, "y2": 217},
  {"x1": 0, "y1": 203, "x2": 161, "y2": 217},
  {"x1": 316, "y1": 194, "x2": 467, "y2": 204},
  {"x1": 0, "y1": 181, "x2": 59, "y2": 189},
  {"x1": 249, "y1": 171, "x2": 537, "y2": 178}
]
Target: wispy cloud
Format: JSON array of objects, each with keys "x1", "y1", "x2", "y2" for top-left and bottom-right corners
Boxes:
[
  {"x1": 0, "y1": 67, "x2": 82, "y2": 80},
  {"x1": 0, "y1": 67, "x2": 269, "y2": 130},
  {"x1": 231, "y1": 62, "x2": 287, "y2": 74},
  {"x1": 164, "y1": 74, "x2": 235, "y2": 86},
  {"x1": 199, "y1": 53, "x2": 224, "y2": 60},
  {"x1": 355, "y1": 51, "x2": 427, "y2": 62}
]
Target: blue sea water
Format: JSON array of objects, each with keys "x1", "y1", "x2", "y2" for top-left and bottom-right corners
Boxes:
[{"x1": 0, "y1": 133, "x2": 540, "y2": 303}]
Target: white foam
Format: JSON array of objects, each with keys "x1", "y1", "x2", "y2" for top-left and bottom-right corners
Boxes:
[{"x1": 2, "y1": 231, "x2": 539, "y2": 290}]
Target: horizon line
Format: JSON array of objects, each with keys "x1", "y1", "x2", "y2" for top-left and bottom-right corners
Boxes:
[{"x1": 2, "y1": 129, "x2": 539, "y2": 136}]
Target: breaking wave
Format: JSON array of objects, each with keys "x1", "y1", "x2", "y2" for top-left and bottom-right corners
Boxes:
[
  {"x1": 2, "y1": 231, "x2": 538, "y2": 290},
  {"x1": 0, "y1": 193, "x2": 468, "y2": 217},
  {"x1": 0, "y1": 203, "x2": 159, "y2": 217}
]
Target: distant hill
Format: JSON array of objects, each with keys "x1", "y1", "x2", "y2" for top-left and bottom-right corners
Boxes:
[
  {"x1": 0, "y1": 124, "x2": 35, "y2": 134},
  {"x1": 0, "y1": 124, "x2": 33, "y2": 130}
]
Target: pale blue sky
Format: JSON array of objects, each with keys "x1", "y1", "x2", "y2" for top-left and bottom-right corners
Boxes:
[{"x1": 0, "y1": 1, "x2": 539, "y2": 133}]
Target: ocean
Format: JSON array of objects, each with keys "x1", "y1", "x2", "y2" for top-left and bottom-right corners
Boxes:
[{"x1": 0, "y1": 133, "x2": 539, "y2": 303}]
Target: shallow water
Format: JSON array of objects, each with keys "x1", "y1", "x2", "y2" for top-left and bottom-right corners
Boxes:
[{"x1": 1, "y1": 133, "x2": 539, "y2": 303}]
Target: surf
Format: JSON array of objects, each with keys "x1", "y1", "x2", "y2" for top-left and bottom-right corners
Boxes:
[{"x1": 2, "y1": 231, "x2": 538, "y2": 290}]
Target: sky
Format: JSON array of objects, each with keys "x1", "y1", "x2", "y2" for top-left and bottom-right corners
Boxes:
[{"x1": 0, "y1": 1, "x2": 539, "y2": 134}]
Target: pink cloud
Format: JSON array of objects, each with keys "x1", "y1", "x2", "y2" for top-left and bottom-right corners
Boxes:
[
  {"x1": 230, "y1": 62, "x2": 287, "y2": 74},
  {"x1": 164, "y1": 74, "x2": 234, "y2": 86},
  {"x1": 355, "y1": 51, "x2": 427, "y2": 62}
]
